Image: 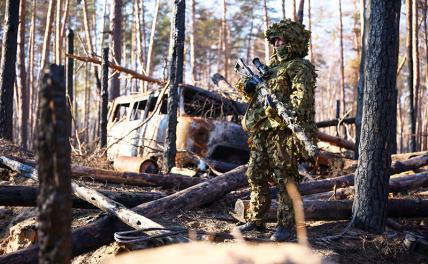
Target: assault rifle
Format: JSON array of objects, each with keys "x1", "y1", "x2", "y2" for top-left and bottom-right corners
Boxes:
[{"x1": 234, "y1": 57, "x2": 319, "y2": 158}]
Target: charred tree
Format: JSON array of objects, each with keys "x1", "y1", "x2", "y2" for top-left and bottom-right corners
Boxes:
[
  {"x1": 66, "y1": 29, "x2": 74, "y2": 135},
  {"x1": 100, "y1": 48, "x2": 109, "y2": 148},
  {"x1": 165, "y1": 0, "x2": 185, "y2": 172},
  {"x1": 352, "y1": 0, "x2": 401, "y2": 233},
  {"x1": 190, "y1": 0, "x2": 196, "y2": 85},
  {"x1": 109, "y1": 0, "x2": 123, "y2": 100},
  {"x1": 0, "y1": 0, "x2": 20, "y2": 140},
  {"x1": 37, "y1": 65, "x2": 72, "y2": 264}
]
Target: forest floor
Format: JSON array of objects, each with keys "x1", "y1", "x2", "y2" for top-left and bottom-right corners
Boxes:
[{"x1": 0, "y1": 139, "x2": 427, "y2": 264}]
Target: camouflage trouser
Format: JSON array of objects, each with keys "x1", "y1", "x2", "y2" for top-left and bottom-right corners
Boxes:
[{"x1": 246, "y1": 129, "x2": 301, "y2": 228}]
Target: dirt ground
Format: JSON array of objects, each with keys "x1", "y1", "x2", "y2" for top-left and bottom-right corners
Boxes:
[{"x1": 0, "y1": 139, "x2": 427, "y2": 264}]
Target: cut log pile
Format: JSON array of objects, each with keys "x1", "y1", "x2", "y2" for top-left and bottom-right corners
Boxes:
[{"x1": 0, "y1": 150, "x2": 427, "y2": 263}]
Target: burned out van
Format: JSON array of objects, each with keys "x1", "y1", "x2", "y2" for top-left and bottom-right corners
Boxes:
[{"x1": 107, "y1": 84, "x2": 249, "y2": 172}]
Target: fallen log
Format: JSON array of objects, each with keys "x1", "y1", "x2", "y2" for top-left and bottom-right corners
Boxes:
[
  {"x1": 3, "y1": 155, "x2": 204, "y2": 189},
  {"x1": 317, "y1": 131, "x2": 355, "y2": 150},
  {"x1": 305, "y1": 171, "x2": 428, "y2": 200},
  {"x1": 0, "y1": 156, "x2": 187, "y2": 244},
  {"x1": 233, "y1": 198, "x2": 428, "y2": 223},
  {"x1": 0, "y1": 185, "x2": 165, "y2": 209},
  {"x1": 0, "y1": 166, "x2": 248, "y2": 263},
  {"x1": 316, "y1": 117, "x2": 355, "y2": 128},
  {"x1": 299, "y1": 153, "x2": 428, "y2": 195}
]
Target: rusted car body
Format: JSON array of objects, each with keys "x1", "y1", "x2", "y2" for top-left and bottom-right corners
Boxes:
[{"x1": 107, "y1": 84, "x2": 249, "y2": 172}]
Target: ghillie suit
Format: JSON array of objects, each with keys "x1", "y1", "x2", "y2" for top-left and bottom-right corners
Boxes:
[{"x1": 235, "y1": 19, "x2": 317, "y2": 230}]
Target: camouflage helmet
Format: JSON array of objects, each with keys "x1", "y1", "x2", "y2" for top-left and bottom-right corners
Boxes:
[{"x1": 265, "y1": 19, "x2": 311, "y2": 60}]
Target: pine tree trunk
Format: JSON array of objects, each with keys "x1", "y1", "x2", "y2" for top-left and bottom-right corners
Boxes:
[
  {"x1": 352, "y1": 0, "x2": 401, "y2": 233},
  {"x1": 39, "y1": 0, "x2": 57, "y2": 78},
  {"x1": 0, "y1": 0, "x2": 20, "y2": 140},
  {"x1": 17, "y1": 0, "x2": 28, "y2": 148},
  {"x1": 263, "y1": 0, "x2": 270, "y2": 63},
  {"x1": 110, "y1": 0, "x2": 123, "y2": 100},
  {"x1": 282, "y1": 0, "x2": 286, "y2": 19},
  {"x1": 412, "y1": 0, "x2": 420, "y2": 151},
  {"x1": 297, "y1": 0, "x2": 304, "y2": 24},
  {"x1": 28, "y1": 0, "x2": 36, "y2": 147},
  {"x1": 190, "y1": 0, "x2": 196, "y2": 85},
  {"x1": 339, "y1": 0, "x2": 345, "y2": 118},
  {"x1": 165, "y1": 0, "x2": 185, "y2": 172},
  {"x1": 406, "y1": 0, "x2": 416, "y2": 152},
  {"x1": 222, "y1": 0, "x2": 228, "y2": 80},
  {"x1": 145, "y1": 0, "x2": 160, "y2": 91},
  {"x1": 354, "y1": 0, "x2": 366, "y2": 159},
  {"x1": 308, "y1": 0, "x2": 313, "y2": 62},
  {"x1": 424, "y1": 0, "x2": 428, "y2": 151},
  {"x1": 292, "y1": 0, "x2": 297, "y2": 21},
  {"x1": 55, "y1": 0, "x2": 62, "y2": 65}
]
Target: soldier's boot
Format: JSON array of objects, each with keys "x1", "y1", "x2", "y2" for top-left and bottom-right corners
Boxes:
[
  {"x1": 237, "y1": 221, "x2": 266, "y2": 233},
  {"x1": 270, "y1": 225, "x2": 292, "y2": 242}
]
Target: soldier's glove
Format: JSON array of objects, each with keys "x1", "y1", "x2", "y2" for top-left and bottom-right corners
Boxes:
[{"x1": 243, "y1": 78, "x2": 258, "y2": 94}]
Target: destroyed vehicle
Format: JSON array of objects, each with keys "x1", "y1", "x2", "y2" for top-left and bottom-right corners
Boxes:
[{"x1": 107, "y1": 84, "x2": 249, "y2": 173}]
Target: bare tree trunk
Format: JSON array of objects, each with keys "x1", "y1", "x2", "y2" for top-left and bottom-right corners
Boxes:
[
  {"x1": 145, "y1": 0, "x2": 160, "y2": 91},
  {"x1": 135, "y1": 0, "x2": 145, "y2": 92},
  {"x1": 165, "y1": 0, "x2": 185, "y2": 172},
  {"x1": 17, "y1": 0, "x2": 28, "y2": 148},
  {"x1": 355, "y1": 0, "x2": 366, "y2": 159},
  {"x1": 282, "y1": 0, "x2": 286, "y2": 19},
  {"x1": 424, "y1": 0, "x2": 428, "y2": 151},
  {"x1": 308, "y1": 0, "x2": 313, "y2": 62},
  {"x1": 28, "y1": 0, "x2": 37, "y2": 147},
  {"x1": 66, "y1": 29, "x2": 74, "y2": 137},
  {"x1": 406, "y1": 0, "x2": 416, "y2": 152},
  {"x1": 292, "y1": 0, "x2": 297, "y2": 21},
  {"x1": 352, "y1": 0, "x2": 401, "y2": 233},
  {"x1": 222, "y1": 0, "x2": 228, "y2": 80},
  {"x1": 339, "y1": 0, "x2": 346, "y2": 117},
  {"x1": 297, "y1": 0, "x2": 304, "y2": 24},
  {"x1": 37, "y1": 65, "x2": 71, "y2": 264},
  {"x1": 190, "y1": 0, "x2": 196, "y2": 85},
  {"x1": 413, "y1": 0, "x2": 420, "y2": 151},
  {"x1": 263, "y1": 0, "x2": 270, "y2": 63},
  {"x1": 100, "y1": 48, "x2": 109, "y2": 148},
  {"x1": 55, "y1": 0, "x2": 62, "y2": 64},
  {"x1": 109, "y1": 0, "x2": 123, "y2": 100},
  {"x1": 39, "y1": 0, "x2": 57, "y2": 79},
  {"x1": 0, "y1": 0, "x2": 20, "y2": 140}
]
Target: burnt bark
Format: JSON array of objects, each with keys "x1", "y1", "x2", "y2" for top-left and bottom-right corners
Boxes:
[
  {"x1": 0, "y1": 0, "x2": 20, "y2": 140},
  {"x1": 66, "y1": 29, "x2": 74, "y2": 135},
  {"x1": 352, "y1": 0, "x2": 401, "y2": 233},
  {"x1": 100, "y1": 48, "x2": 109, "y2": 148},
  {"x1": 165, "y1": 0, "x2": 185, "y2": 172},
  {"x1": 37, "y1": 65, "x2": 72, "y2": 264}
]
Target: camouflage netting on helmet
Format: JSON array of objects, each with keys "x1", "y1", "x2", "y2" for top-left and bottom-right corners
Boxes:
[{"x1": 265, "y1": 19, "x2": 311, "y2": 60}]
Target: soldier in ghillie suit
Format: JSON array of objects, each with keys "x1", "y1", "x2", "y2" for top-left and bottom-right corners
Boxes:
[{"x1": 234, "y1": 19, "x2": 317, "y2": 241}]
